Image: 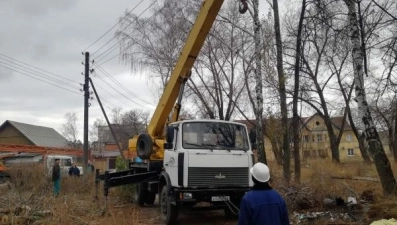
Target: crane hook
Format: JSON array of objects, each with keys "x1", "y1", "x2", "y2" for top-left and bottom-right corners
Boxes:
[{"x1": 239, "y1": 0, "x2": 248, "y2": 14}]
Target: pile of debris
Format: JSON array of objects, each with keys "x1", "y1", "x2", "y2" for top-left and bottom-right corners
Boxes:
[{"x1": 0, "y1": 204, "x2": 52, "y2": 224}]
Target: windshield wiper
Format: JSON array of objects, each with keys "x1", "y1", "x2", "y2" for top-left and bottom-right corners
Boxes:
[
  {"x1": 184, "y1": 142, "x2": 214, "y2": 152},
  {"x1": 223, "y1": 147, "x2": 248, "y2": 153}
]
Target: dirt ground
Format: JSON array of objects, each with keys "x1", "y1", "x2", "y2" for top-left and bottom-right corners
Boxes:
[{"x1": 95, "y1": 197, "x2": 236, "y2": 225}]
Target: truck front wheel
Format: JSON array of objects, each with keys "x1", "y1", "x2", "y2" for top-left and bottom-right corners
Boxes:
[
  {"x1": 160, "y1": 185, "x2": 178, "y2": 225},
  {"x1": 135, "y1": 183, "x2": 148, "y2": 206}
]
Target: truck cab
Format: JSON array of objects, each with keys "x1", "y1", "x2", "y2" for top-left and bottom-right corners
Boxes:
[
  {"x1": 164, "y1": 119, "x2": 254, "y2": 190},
  {"x1": 153, "y1": 120, "x2": 254, "y2": 223}
]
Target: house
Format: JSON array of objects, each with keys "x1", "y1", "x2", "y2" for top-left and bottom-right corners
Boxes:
[
  {"x1": 300, "y1": 114, "x2": 362, "y2": 163},
  {"x1": 92, "y1": 124, "x2": 131, "y2": 171},
  {"x1": 0, "y1": 120, "x2": 68, "y2": 147},
  {"x1": 0, "y1": 120, "x2": 69, "y2": 164},
  {"x1": 236, "y1": 113, "x2": 369, "y2": 163},
  {"x1": 2, "y1": 153, "x2": 43, "y2": 165}
]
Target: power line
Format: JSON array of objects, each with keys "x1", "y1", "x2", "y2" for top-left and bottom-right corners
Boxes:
[
  {"x1": 0, "y1": 58, "x2": 80, "y2": 89},
  {"x1": 94, "y1": 1, "x2": 173, "y2": 65},
  {"x1": 0, "y1": 62, "x2": 81, "y2": 95},
  {"x1": 94, "y1": 62, "x2": 154, "y2": 106},
  {"x1": 92, "y1": 68, "x2": 149, "y2": 108},
  {"x1": 83, "y1": 0, "x2": 145, "y2": 52},
  {"x1": 0, "y1": 54, "x2": 79, "y2": 84},
  {"x1": 92, "y1": 0, "x2": 158, "y2": 59},
  {"x1": 91, "y1": 77, "x2": 130, "y2": 107}
]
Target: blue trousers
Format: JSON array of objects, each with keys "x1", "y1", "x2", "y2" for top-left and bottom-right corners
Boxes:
[{"x1": 53, "y1": 179, "x2": 60, "y2": 196}]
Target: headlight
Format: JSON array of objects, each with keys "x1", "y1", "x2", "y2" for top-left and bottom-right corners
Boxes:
[{"x1": 182, "y1": 193, "x2": 193, "y2": 199}]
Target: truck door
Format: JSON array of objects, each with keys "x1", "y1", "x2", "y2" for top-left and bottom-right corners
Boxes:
[{"x1": 164, "y1": 125, "x2": 181, "y2": 187}]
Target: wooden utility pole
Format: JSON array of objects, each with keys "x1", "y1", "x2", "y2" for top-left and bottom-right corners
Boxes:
[{"x1": 83, "y1": 52, "x2": 90, "y2": 171}]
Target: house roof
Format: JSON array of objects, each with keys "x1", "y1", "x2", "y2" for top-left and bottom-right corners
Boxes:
[
  {"x1": 303, "y1": 114, "x2": 352, "y2": 131},
  {"x1": 234, "y1": 114, "x2": 352, "y2": 132},
  {"x1": 0, "y1": 120, "x2": 68, "y2": 148}
]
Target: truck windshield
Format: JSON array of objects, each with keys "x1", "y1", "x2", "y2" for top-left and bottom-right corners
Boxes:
[{"x1": 182, "y1": 122, "x2": 249, "y2": 151}]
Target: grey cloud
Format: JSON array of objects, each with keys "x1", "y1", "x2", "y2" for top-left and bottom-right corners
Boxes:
[{"x1": 12, "y1": 0, "x2": 78, "y2": 17}]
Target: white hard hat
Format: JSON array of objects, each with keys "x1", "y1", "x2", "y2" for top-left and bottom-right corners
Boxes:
[{"x1": 250, "y1": 162, "x2": 270, "y2": 183}]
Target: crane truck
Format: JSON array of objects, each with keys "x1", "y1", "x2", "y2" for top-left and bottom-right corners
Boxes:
[{"x1": 96, "y1": 0, "x2": 254, "y2": 224}]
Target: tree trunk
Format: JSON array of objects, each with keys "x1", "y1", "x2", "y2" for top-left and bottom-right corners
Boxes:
[
  {"x1": 272, "y1": 0, "x2": 290, "y2": 183},
  {"x1": 292, "y1": 0, "x2": 306, "y2": 184},
  {"x1": 324, "y1": 118, "x2": 340, "y2": 163},
  {"x1": 393, "y1": 107, "x2": 397, "y2": 162},
  {"x1": 253, "y1": 0, "x2": 266, "y2": 164},
  {"x1": 358, "y1": 134, "x2": 371, "y2": 163},
  {"x1": 345, "y1": 0, "x2": 397, "y2": 195},
  {"x1": 270, "y1": 139, "x2": 283, "y2": 165},
  {"x1": 346, "y1": 96, "x2": 371, "y2": 163}
]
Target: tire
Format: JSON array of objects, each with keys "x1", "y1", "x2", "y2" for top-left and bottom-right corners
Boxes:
[
  {"x1": 160, "y1": 185, "x2": 178, "y2": 225},
  {"x1": 137, "y1": 134, "x2": 153, "y2": 159},
  {"x1": 135, "y1": 183, "x2": 148, "y2": 206},
  {"x1": 145, "y1": 192, "x2": 156, "y2": 205}
]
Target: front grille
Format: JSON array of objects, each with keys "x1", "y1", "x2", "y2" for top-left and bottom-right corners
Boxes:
[{"x1": 188, "y1": 167, "x2": 248, "y2": 187}]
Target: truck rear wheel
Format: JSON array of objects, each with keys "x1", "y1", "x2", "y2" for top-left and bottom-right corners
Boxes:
[
  {"x1": 135, "y1": 183, "x2": 148, "y2": 206},
  {"x1": 160, "y1": 185, "x2": 178, "y2": 225}
]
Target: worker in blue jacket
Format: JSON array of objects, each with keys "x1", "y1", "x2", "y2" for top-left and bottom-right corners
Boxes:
[{"x1": 238, "y1": 162, "x2": 290, "y2": 225}]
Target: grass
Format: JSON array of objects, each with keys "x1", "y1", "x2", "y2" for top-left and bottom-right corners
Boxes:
[
  {"x1": 1, "y1": 159, "x2": 397, "y2": 225},
  {"x1": 0, "y1": 163, "x2": 139, "y2": 225}
]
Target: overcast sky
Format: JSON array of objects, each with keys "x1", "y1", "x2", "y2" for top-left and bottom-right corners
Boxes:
[{"x1": 0, "y1": 0, "x2": 274, "y2": 141}]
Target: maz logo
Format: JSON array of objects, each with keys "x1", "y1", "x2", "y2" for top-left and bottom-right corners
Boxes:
[{"x1": 214, "y1": 173, "x2": 226, "y2": 179}]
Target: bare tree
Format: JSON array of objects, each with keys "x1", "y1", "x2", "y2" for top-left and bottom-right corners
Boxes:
[
  {"x1": 292, "y1": 0, "x2": 307, "y2": 183},
  {"x1": 344, "y1": 0, "x2": 397, "y2": 195},
  {"x1": 116, "y1": 0, "x2": 248, "y2": 122},
  {"x1": 61, "y1": 112, "x2": 79, "y2": 142},
  {"x1": 89, "y1": 118, "x2": 105, "y2": 142}
]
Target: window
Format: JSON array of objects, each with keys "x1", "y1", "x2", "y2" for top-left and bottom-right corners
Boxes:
[
  {"x1": 317, "y1": 134, "x2": 323, "y2": 142},
  {"x1": 303, "y1": 135, "x2": 309, "y2": 142},
  {"x1": 318, "y1": 149, "x2": 327, "y2": 158},
  {"x1": 347, "y1": 148, "x2": 354, "y2": 156},
  {"x1": 182, "y1": 122, "x2": 249, "y2": 150},
  {"x1": 346, "y1": 134, "x2": 352, "y2": 142}
]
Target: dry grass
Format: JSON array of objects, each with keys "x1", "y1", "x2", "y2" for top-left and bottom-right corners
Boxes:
[
  {"x1": 1, "y1": 159, "x2": 397, "y2": 225},
  {"x1": 0, "y1": 163, "x2": 139, "y2": 225}
]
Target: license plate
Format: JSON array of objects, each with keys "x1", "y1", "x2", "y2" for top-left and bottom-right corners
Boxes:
[{"x1": 211, "y1": 196, "x2": 230, "y2": 202}]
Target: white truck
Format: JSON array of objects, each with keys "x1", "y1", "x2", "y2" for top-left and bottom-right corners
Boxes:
[{"x1": 96, "y1": 0, "x2": 254, "y2": 224}]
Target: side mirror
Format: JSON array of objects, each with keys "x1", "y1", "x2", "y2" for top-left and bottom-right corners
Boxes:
[
  {"x1": 164, "y1": 143, "x2": 173, "y2": 150},
  {"x1": 166, "y1": 126, "x2": 174, "y2": 143}
]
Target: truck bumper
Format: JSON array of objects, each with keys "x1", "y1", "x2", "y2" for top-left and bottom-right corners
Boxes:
[{"x1": 174, "y1": 187, "x2": 250, "y2": 204}]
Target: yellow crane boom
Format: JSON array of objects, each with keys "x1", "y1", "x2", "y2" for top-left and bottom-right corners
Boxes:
[{"x1": 129, "y1": 0, "x2": 248, "y2": 160}]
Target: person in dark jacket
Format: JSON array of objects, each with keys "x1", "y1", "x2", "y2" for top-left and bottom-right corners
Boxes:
[
  {"x1": 52, "y1": 158, "x2": 61, "y2": 196},
  {"x1": 238, "y1": 162, "x2": 290, "y2": 225},
  {"x1": 68, "y1": 163, "x2": 80, "y2": 177}
]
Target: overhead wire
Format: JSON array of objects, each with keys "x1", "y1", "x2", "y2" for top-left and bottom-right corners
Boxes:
[
  {"x1": 91, "y1": 0, "x2": 158, "y2": 58},
  {"x1": 0, "y1": 62, "x2": 81, "y2": 95},
  {"x1": 93, "y1": 62, "x2": 154, "y2": 106},
  {"x1": 83, "y1": 0, "x2": 145, "y2": 52},
  {"x1": 0, "y1": 57, "x2": 80, "y2": 90},
  {"x1": 0, "y1": 53, "x2": 79, "y2": 85},
  {"x1": 90, "y1": 75, "x2": 129, "y2": 107},
  {"x1": 95, "y1": 1, "x2": 174, "y2": 66},
  {"x1": 92, "y1": 66, "x2": 150, "y2": 108}
]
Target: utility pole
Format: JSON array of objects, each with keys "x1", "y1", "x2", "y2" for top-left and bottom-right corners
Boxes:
[{"x1": 83, "y1": 52, "x2": 90, "y2": 171}]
